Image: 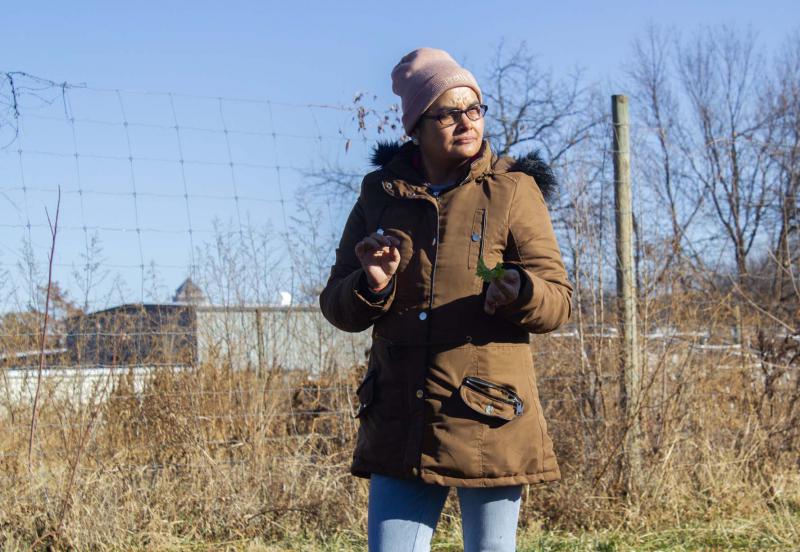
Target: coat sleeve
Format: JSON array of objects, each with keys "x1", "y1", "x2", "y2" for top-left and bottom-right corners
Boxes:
[
  {"x1": 319, "y1": 178, "x2": 397, "y2": 333},
  {"x1": 495, "y1": 173, "x2": 573, "y2": 333}
]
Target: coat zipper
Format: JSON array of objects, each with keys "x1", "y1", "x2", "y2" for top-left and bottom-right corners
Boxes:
[
  {"x1": 385, "y1": 166, "x2": 478, "y2": 315},
  {"x1": 478, "y1": 208, "x2": 487, "y2": 261},
  {"x1": 426, "y1": 169, "x2": 474, "y2": 312},
  {"x1": 428, "y1": 190, "x2": 441, "y2": 313}
]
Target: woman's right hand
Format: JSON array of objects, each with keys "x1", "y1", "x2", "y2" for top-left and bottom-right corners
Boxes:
[{"x1": 354, "y1": 232, "x2": 401, "y2": 291}]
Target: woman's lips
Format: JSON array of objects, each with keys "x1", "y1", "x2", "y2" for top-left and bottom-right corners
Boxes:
[{"x1": 454, "y1": 136, "x2": 476, "y2": 144}]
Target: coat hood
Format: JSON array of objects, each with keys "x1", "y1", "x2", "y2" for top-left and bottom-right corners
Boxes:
[{"x1": 370, "y1": 140, "x2": 559, "y2": 203}]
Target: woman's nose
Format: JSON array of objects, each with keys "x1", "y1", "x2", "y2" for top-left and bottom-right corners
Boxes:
[{"x1": 455, "y1": 111, "x2": 474, "y2": 129}]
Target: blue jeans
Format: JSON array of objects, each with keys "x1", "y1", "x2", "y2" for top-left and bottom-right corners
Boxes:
[{"x1": 368, "y1": 473, "x2": 522, "y2": 551}]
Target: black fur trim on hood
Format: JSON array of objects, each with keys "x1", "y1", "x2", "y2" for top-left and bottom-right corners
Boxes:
[
  {"x1": 370, "y1": 140, "x2": 404, "y2": 169},
  {"x1": 508, "y1": 150, "x2": 558, "y2": 203},
  {"x1": 370, "y1": 141, "x2": 558, "y2": 202}
]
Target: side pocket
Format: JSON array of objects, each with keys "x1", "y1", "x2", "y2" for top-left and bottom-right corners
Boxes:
[
  {"x1": 458, "y1": 376, "x2": 523, "y2": 422},
  {"x1": 354, "y1": 369, "x2": 376, "y2": 419},
  {"x1": 467, "y1": 208, "x2": 486, "y2": 269}
]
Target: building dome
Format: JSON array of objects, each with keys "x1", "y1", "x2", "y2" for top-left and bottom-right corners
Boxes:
[{"x1": 173, "y1": 278, "x2": 206, "y2": 304}]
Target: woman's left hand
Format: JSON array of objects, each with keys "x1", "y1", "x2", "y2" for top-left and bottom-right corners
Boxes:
[{"x1": 484, "y1": 268, "x2": 521, "y2": 315}]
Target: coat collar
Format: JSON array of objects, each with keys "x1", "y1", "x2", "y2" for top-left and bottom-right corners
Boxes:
[
  {"x1": 372, "y1": 139, "x2": 560, "y2": 203},
  {"x1": 379, "y1": 140, "x2": 495, "y2": 199}
]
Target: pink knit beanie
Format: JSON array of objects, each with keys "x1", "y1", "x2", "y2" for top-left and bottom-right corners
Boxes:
[{"x1": 391, "y1": 47, "x2": 482, "y2": 134}]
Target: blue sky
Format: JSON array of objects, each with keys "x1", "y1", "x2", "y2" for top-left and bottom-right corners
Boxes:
[
  {"x1": 6, "y1": 1, "x2": 797, "y2": 103},
  {"x1": 1, "y1": 1, "x2": 797, "y2": 310}
]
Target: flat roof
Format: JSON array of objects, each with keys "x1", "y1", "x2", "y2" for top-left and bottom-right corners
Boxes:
[{"x1": 78, "y1": 303, "x2": 321, "y2": 317}]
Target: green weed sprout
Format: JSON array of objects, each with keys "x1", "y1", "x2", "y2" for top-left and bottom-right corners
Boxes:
[{"x1": 476, "y1": 257, "x2": 506, "y2": 282}]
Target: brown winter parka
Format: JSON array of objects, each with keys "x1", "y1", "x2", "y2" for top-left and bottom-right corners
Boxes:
[{"x1": 319, "y1": 139, "x2": 573, "y2": 488}]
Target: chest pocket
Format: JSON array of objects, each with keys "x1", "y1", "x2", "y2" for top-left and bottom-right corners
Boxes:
[{"x1": 467, "y1": 208, "x2": 486, "y2": 269}]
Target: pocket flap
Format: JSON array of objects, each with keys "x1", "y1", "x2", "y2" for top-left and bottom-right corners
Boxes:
[{"x1": 459, "y1": 382, "x2": 516, "y2": 421}]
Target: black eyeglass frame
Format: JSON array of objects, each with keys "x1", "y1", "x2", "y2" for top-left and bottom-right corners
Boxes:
[{"x1": 420, "y1": 104, "x2": 488, "y2": 127}]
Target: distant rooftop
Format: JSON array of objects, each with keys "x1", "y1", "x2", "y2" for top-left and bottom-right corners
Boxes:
[{"x1": 173, "y1": 278, "x2": 206, "y2": 304}]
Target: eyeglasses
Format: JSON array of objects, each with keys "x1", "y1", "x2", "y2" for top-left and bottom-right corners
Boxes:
[{"x1": 420, "y1": 104, "x2": 488, "y2": 127}]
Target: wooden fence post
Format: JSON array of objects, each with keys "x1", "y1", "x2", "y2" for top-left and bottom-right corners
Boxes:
[{"x1": 612, "y1": 94, "x2": 642, "y2": 499}]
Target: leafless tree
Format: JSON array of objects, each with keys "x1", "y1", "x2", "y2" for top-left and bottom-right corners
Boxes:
[
  {"x1": 284, "y1": 187, "x2": 341, "y2": 304},
  {"x1": 676, "y1": 26, "x2": 771, "y2": 282},
  {"x1": 194, "y1": 219, "x2": 283, "y2": 306},
  {"x1": 627, "y1": 25, "x2": 704, "y2": 287},
  {"x1": 761, "y1": 31, "x2": 800, "y2": 313},
  {"x1": 482, "y1": 42, "x2": 601, "y2": 162},
  {"x1": 302, "y1": 162, "x2": 363, "y2": 210}
]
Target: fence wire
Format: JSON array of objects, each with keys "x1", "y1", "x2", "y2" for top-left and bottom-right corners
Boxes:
[{"x1": 0, "y1": 73, "x2": 797, "y2": 501}]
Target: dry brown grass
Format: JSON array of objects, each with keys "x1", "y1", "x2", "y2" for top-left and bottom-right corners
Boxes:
[{"x1": 1, "y1": 291, "x2": 798, "y2": 549}]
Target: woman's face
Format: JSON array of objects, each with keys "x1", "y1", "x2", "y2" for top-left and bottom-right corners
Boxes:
[{"x1": 413, "y1": 86, "x2": 484, "y2": 166}]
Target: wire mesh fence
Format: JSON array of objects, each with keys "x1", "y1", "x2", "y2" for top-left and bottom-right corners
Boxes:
[{"x1": 1, "y1": 71, "x2": 798, "y2": 546}]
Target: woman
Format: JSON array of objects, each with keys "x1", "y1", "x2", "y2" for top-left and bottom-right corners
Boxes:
[{"x1": 319, "y1": 47, "x2": 573, "y2": 551}]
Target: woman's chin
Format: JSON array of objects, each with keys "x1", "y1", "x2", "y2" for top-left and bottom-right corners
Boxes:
[{"x1": 449, "y1": 140, "x2": 481, "y2": 158}]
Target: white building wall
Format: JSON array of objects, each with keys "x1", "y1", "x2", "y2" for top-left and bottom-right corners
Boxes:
[{"x1": 195, "y1": 307, "x2": 371, "y2": 373}]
